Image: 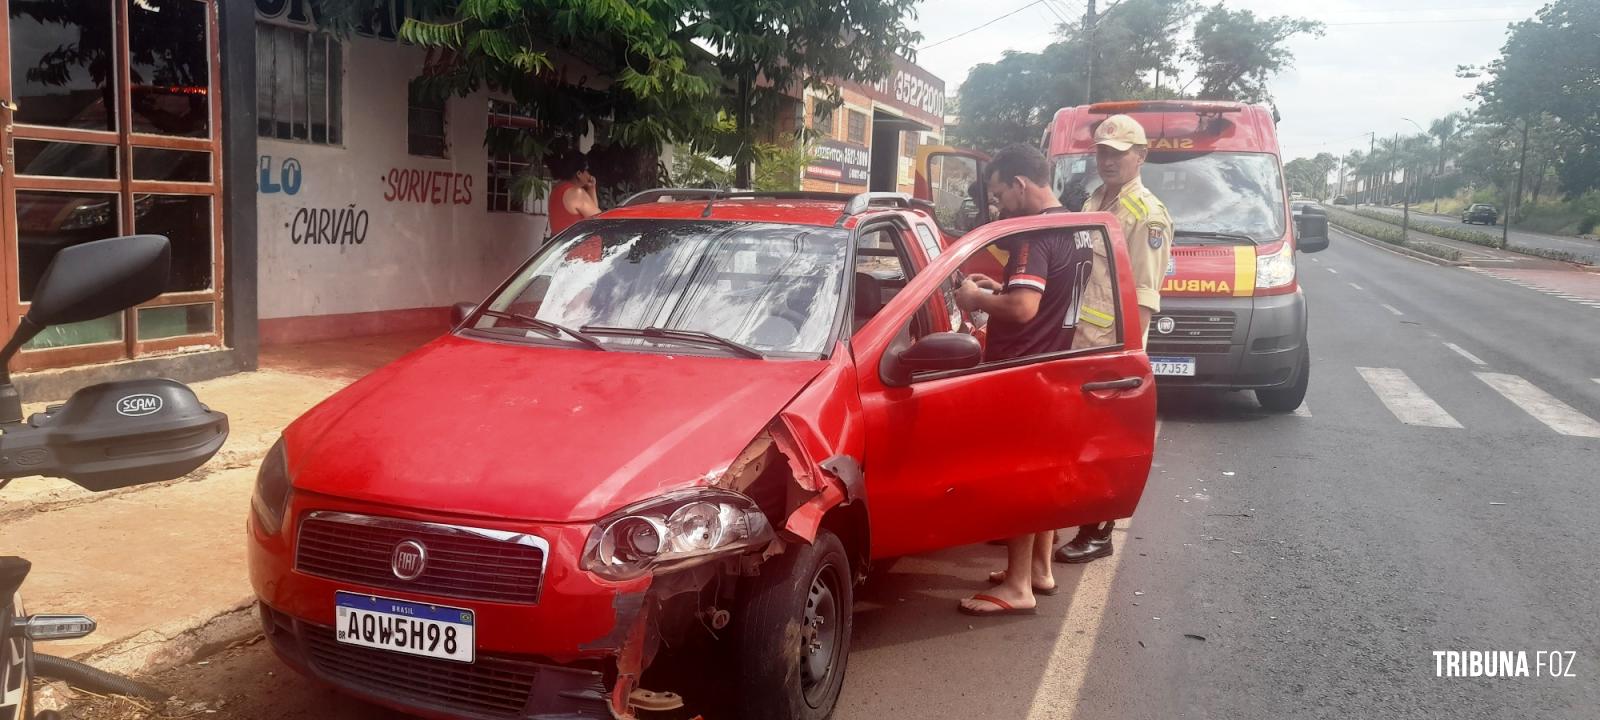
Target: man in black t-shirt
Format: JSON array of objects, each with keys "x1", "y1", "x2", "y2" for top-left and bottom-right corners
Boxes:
[
  {"x1": 952, "y1": 145, "x2": 1092, "y2": 617},
  {"x1": 979, "y1": 227, "x2": 1095, "y2": 361}
]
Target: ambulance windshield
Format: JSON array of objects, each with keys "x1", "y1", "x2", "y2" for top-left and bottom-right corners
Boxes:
[{"x1": 1053, "y1": 152, "x2": 1287, "y2": 244}]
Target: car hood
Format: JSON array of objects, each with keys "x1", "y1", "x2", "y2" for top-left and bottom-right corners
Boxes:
[{"x1": 284, "y1": 334, "x2": 830, "y2": 523}]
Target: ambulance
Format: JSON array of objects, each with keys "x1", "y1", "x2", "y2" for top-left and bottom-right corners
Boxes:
[{"x1": 917, "y1": 100, "x2": 1328, "y2": 411}]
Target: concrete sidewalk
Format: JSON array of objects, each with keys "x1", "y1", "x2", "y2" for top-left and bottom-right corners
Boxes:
[{"x1": 0, "y1": 331, "x2": 436, "y2": 676}]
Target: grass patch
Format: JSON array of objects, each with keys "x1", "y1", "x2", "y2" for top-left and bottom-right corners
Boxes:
[
  {"x1": 1326, "y1": 208, "x2": 1463, "y2": 262},
  {"x1": 1507, "y1": 245, "x2": 1593, "y2": 265},
  {"x1": 1344, "y1": 206, "x2": 1503, "y2": 248}
]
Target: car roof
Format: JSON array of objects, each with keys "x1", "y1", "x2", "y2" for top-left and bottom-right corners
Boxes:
[{"x1": 596, "y1": 191, "x2": 929, "y2": 230}]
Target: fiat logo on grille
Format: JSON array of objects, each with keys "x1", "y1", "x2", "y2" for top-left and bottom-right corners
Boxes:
[
  {"x1": 1155, "y1": 316, "x2": 1176, "y2": 335},
  {"x1": 391, "y1": 540, "x2": 428, "y2": 581}
]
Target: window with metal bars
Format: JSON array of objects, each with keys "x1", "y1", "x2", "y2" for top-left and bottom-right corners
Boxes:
[{"x1": 255, "y1": 23, "x2": 342, "y2": 144}]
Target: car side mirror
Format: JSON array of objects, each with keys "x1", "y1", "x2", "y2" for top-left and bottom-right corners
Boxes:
[
  {"x1": 1295, "y1": 211, "x2": 1330, "y2": 253},
  {"x1": 884, "y1": 332, "x2": 982, "y2": 386},
  {"x1": 451, "y1": 302, "x2": 477, "y2": 327}
]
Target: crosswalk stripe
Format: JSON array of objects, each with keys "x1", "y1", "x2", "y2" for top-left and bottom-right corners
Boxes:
[
  {"x1": 1357, "y1": 367, "x2": 1463, "y2": 428},
  {"x1": 1476, "y1": 373, "x2": 1600, "y2": 438},
  {"x1": 1444, "y1": 342, "x2": 1487, "y2": 366}
]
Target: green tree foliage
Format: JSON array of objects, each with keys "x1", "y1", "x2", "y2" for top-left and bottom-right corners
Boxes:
[
  {"x1": 1467, "y1": 0, "x2": 1600, "y2": 196},
  {"x1": 319, "y1": 0, "x2": 917, "y2": 191},
  {"x1": 692, "y1": 0, "x2": 921, "y2": 180},
  {"x1": 1186, "y1": 5, "x2": 1323, "y2": 103},
  {"x1": 951, "y1": 0, "x2": 1315, "y2": 152},
  {"x1": 1282, "y1": 157, "x2": 1319, "y2": 196}
]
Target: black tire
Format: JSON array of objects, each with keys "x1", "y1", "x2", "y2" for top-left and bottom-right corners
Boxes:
[
  {"x1": 735, "y1": 529, "x2": 853, "y2": 720},
  {"x1": 1256, "y1": 344, "x2": 1310, "y2": 412}
]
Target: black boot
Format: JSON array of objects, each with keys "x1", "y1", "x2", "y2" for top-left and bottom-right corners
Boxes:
[{"x1": 1053, "y1": 522, "x2": 1113, "y2": 564}]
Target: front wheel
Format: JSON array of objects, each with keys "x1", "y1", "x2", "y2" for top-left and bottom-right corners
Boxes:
[
  {"x1": 735, "y1": 529, "x2": 853, "y2": 720},
  {"x1": 1256, "y1": 344, "x2": 1310, "y2": 412}
]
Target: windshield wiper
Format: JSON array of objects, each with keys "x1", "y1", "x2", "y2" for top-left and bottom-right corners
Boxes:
[
  {"x1": 478, "y1": 310, "x2": 607, "y2": 351},
  {"x1": 1175, "y1": 230, "x2": 1259, "y2": 246},
  {"x1": 582, "y1": 325, "x2": 766, "y2": 359}
]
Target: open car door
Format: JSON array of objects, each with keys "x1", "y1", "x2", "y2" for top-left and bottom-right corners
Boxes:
[
  {"x1": 913, "y1": 146, "x2": 1006, "y2": 278},
  {"x1": 852, "y1": 212, "x2": 1157, "y2": 559}
]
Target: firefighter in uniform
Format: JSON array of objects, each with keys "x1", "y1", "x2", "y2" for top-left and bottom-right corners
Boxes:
[{"x1": 1057, "y1": 113, "x2": 1172, "y2": 564}]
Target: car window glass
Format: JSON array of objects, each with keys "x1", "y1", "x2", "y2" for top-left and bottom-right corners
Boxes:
[
  {"x1": 852, "y1": 226, "x2": 915, "y2": 335},
  {"x1": 915, "y1": 224, "x2": 942, "y2": 260},
  {"x1": 476, "y1": 220, "x2": 850, "y2": 356},
  {"x1": 928, "y1": 154, "x2": 985, "y2": 235},
  {"x1": 910, "y1": 226, "x2": 1117, "y2": 378}
]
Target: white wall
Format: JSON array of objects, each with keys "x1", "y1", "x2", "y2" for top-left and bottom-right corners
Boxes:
[{"x1": 256, "y1": 37, "x2": 547, "y2": 321}]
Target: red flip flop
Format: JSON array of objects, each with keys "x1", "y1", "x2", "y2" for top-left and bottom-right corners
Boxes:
[
  {"x1": 987, "y1": 571, "x2": 1060, "y2": 596},
  {"x1": 958, "y1": 593, "x2": 1038, "y2": 617}
]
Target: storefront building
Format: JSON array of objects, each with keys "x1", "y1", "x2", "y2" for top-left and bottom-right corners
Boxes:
[
  {"x1": 3, "y1": 0, "x2": 255, "y2": 396},
  {"x1": 3, "y1": 2, "x2": 934, "y2": 394},
  {"x1": 252, "y1": 0, "x2": 551, "y2": 345},
  {"x1": 801, "y1": 57, "x2": 945, "y2": 197}
]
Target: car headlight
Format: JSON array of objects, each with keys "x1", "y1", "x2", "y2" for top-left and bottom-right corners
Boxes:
[
  {"x1": 60, "y1": 202, "x2": 114, "y2": 231},
  {"x1": 251, "y1": 437, "x2": 292, "y2": 535},
  {"x1": 582, "y1": 488, "x2": 773, "y2": 581},
  {"x1": 1255, "y1": 242, "x2": 1296, "y2": 289}
]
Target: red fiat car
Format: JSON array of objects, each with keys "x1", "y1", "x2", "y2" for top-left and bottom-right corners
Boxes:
[{"x1": 247, "y1": 190, "x2": 1156, "y2": 720}]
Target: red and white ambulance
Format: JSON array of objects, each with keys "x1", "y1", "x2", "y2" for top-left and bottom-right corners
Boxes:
[{"x1": 917, "y1": 100, "x2": 1329, "y2": 410}]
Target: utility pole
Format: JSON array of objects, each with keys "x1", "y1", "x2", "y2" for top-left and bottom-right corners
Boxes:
[
  {"x1": 1365, "y1": 132, "x2": 1375, "y2": 206},
  {"x1": 1396, "y1": 132, "x2": 1409, "y2": 243},
  {"x1": 1506, "y1": 116, "x2": 1530, "y2": 250},
  {"x1": 1085, "y1": 0, "x2": 1097, "y2": 103}
]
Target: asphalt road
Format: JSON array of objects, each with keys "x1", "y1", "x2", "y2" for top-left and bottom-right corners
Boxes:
[
  {"x1": 1361, "y1": 205, "x2": 1600, "y2": 264},
  {"x1": 98, "y1": 233, "x2": 1600, "y2": 719}
]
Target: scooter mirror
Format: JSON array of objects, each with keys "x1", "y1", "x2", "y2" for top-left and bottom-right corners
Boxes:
[{"x1": 25, "y1": 235, "x2": 170, "y2": 329}]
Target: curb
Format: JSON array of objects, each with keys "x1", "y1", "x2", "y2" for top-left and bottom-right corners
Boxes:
[
  {"x1": 71, "y1": 597, "x2": 259, "y2": 678},
  {"x1": 1330, "y1": 226, "x2": 1466, "y2": 267}
]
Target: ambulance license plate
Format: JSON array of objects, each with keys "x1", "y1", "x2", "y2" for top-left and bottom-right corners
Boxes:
[
  {"x1": 335, "y1": 591, "x2": 475, "y2": 663},
  {"x1": 1149, "y1": 356, "x2": 1197, "y2": 376}
]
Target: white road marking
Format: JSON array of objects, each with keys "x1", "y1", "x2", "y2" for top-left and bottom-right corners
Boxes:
[
  {"x1": 1357, "y1": 367, "x2": 1463, "y2": 428},
  {"x1": 1292, "y1": 401, "x2": 1312, "y2": 417},
  {"x1": 1475, "y1": 373, "x2": 1600, "y2": 438},
  {"x1": 1311, "y1": 257, "x2": 1320, "y2": 263},
  {"x1": 1326, "y1": 268, "x2": 1339, "y2": 274},
  {"x1": 1348, "y1": 282, "x2": 1364, "y2": 291},
  {"x1": 1381, "y1": 303, "x2": 1404, "y2": 316},
  {"x1": 1444, "y1": 342, "x2": 1487, "y2": 366}
]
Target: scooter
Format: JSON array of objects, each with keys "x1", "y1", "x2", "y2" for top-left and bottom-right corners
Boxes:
[{"x1": 0, "y1": 235, "x2": 230, "y2": 719}]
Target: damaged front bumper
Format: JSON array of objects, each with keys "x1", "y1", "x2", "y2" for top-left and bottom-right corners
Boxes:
[{"x1": 247, "y1": 494, "x2": 708, "y2": 720}]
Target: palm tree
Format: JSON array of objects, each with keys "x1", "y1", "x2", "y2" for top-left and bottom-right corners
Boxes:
[
  {"x1": 1400, "y1": 134, "x2": 1434, "y2": 208},
  {"x1": 1376, "y1": 135, "x2": 1399, "y2": 204},
  {"x1": 1343, "y1": 149, "x2": 1365, "y2": 202},
  {"x1": 1428, "y1": 112, "x2": 1462, "y2": 212}
]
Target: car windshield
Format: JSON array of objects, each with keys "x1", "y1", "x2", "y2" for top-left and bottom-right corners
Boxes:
[
  {"x1": 466, "y1": 219, "x2": 850, "y2": 357},
  {"x1": 1054, "y1": 151, "x2": 1287, "y2": 243}
]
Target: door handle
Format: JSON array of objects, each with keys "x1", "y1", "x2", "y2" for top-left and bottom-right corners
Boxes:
[{"x1": 1082, "y1": 377, "x2": 1143, "y2": 392}]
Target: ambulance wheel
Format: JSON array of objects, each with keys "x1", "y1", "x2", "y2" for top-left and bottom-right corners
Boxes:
[
  {"x1": 1257, "y1": 345, "x2": 1310, "y2": 412},
  {"x1": 735, "y1": 529, "x2": 852, "y2": 720}
]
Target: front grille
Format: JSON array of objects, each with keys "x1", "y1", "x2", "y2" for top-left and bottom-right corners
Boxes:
[
  {"x1": 296, "y1": 512, "x2": 545, "y2": 604},
  {"x1": 1148, "y1": 311, "x2": 1237, "y2": 355},
  {"x1": 301, "y1": 624, "x2": 609, "y2": 720}
]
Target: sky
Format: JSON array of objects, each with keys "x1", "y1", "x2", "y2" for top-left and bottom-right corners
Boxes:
[{"x1": 907, "y1": 0, "x2": 1549, "y2": 162}]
